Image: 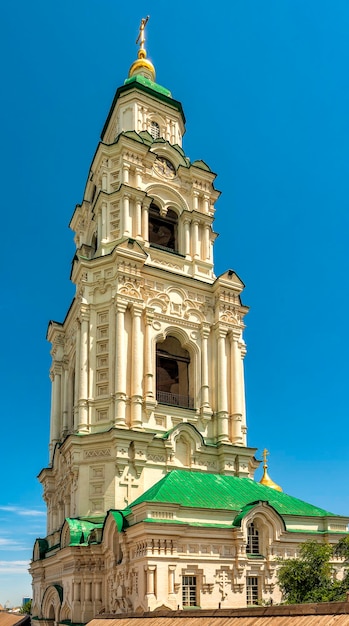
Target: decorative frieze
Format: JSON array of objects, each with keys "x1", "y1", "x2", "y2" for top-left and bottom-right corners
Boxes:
[{"x1": 83, "y1": 448, "x2": 111, "y2": 459}]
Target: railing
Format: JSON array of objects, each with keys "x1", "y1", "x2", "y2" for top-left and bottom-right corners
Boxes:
[{"x1": 156, "y1": 390, "x2": 194, "y2": 409}]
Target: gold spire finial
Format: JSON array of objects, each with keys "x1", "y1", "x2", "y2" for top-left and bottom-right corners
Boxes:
[
  {"x1": 128, "y1": 16, "x2": 155, "y2": 82},
  {"x1": 259, "y1": 449, "x2": 283, "y2": 492}
]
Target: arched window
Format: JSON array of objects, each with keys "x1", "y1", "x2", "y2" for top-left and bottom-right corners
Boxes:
[
  {"x1": 156, "y1": 336, "x2": 193, "y2": 409},
  {"x1": 149, "y1": 204, "x2": 178, "y2": 252},
  {"x1": 246, "y1": 522, "x2": 259, "y2": 554},
  {"x1": 150, "y1": 121, "x2": 160, "y2": 139}
]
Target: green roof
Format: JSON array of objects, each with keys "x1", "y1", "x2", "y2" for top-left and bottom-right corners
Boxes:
[
  {"x1": 65, "y1": 518, "x2": 103, "y2": 545},
  {"x1": 124, "y1": 74, "x2": 172, "y2": 97},
  {"x1": 128, "y1": 470, "x2": 338, "y2": 518}
]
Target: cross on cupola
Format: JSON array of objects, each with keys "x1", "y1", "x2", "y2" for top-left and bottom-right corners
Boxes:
[
  {"x1": 128, "y1": 15, "x2": 155, "y2": 82},
  {"x1": 259, "y1": 449, "x2": 283, "y2": 492}
]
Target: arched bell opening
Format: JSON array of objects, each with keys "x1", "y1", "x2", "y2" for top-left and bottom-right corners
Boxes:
[
  {"x1": 156, "y1": 336, "x2": 193, "y2": 409},
  {"x1": 149, "y1": 204, "x2": 178, "y2": 252}
]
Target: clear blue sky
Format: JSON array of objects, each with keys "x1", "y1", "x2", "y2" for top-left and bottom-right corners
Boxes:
[{"x1": 1, "y1": 0, "x2": 349, "y2": 608}]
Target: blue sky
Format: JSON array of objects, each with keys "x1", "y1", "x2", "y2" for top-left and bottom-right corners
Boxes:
[{"x1": 1, "y1": 0, "x2": 349, "y2": 608}]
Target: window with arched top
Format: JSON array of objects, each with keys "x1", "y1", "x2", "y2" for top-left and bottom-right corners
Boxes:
[
  {"x1": 246, "y1": 522, "x2": 259, "y2": 554},
  {"x1": 149, "y1": 204, "x2": 178, "y2": 252},
  {"x1": 150, "y1": 121, "x2": 160, "y2": 139},
  {"x1": 156, "y1": 336, "x2": 193, "y2": 409}
]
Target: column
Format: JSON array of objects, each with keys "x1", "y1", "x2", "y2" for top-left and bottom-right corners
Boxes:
[
  {"x1": 145, "y1": 566, "x2": 156, "y2": 596},
  {"x1": 97, "y1": 209, "x2": 102, "y2": 246},
  {"x1": 78, "y1": 308, "x2": 89, "y2": 433},
  {"x1": 216, "y1": 325, "x2": 229, "y2": 442},
  {"x1": 95, "y1": 581, "x2": 102, "y2": 602},
  {"x1": 204, "y1": 224, "x2": 211, "y2": 261},
  {"x1": 62, "y1": 366, "x2": 69, "y2": 433},
  {"x1": 183, "y1": 218, "x2": 191, "y2": 257},
  {"x1": 134, "y1": 102, "x2": 139, "y2": 132},
  {"x1": 229, "y1": 330, "x2": 245, "y2": 445},
  {"x1": 240, "y1": 341, "x2": 247, "y2": 445},
  {"x1": 85, "y1": 582, "x2": 92, "y2": 602},
  {"x1": 168, "y1": 566, "x2": 176, "y2": 594},
  {"x1": 193, "y1": 191, "x2": 199, "y2": 211},
  {"x1": 135, "y1": 167, "x2": 142, "y2": 189},
  {"x1": 67, "y1": 368, "x2": 74, "y2": 431},
  {"x1": 203, "y1": 194, "x2": 210, "y2": 213},
  {"x1": 191, "y1": 220, "x2": 199, "y2": 259},
  {"x1": 141, "y1": 106, "x2": 148, "y2": 131},
  {"x1": 144, "y1": 308, "x2": 154, "y2": 400},
  {"x1": 102, "y1": 172, "x2": 107, "y2": 191},
  {"x1": 114, "y1": 301, "x2": 127, "y2": 426},
  {"x1": 73, "y1": 582, "x2": 81, "y2": 601},
  {"x1": 74, "y1": 321, "x2": 80, "y2": 430},
  {"x1": 200, "y1": 325, "x2": 210, "y2": 410},
  {"x1": 122, "y1": 163, "x2": 130, "y2": 185},
  {"x1": 49, "y1": 366, "x2": 61, "y2": 460},
  {"x1": 131, "y1": 304, "x2": 143, "y2": 428},
  {"x1": 109, "y1": 301, "x2": 116, "y2": 417},
  {"x1": 135, "y1": 198, "x2": 142, "y2": 239},
  {"x1": 123, "y1": 193, "x2": 130, "y2": 236},
  {"x1": 101, "y1": 202, "x2": 107, "y2": 242},
  {"x1": 142, "y1": 201, "x2": 149, "y2": 241},
  {"x1": 170, "y1": 121, "x2": 176, "y2": 144},
  {"x1": 64, "y1": 496, "x2": 70, "y2": 519}
]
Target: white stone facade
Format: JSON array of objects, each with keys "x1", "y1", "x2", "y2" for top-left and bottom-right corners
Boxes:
[{"x1": 30, "y1": 45, "x2": 349, "y2": 625}]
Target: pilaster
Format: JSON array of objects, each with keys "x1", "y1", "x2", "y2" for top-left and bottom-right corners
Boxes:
[
  {"x1": 215, "y1": 323, "x2": 229, "y2": 443},
  {"x1": 114, "y1": 299, "x2": 128, "y2": 427},
  {"x1": 77, "y1": 306, "x2": 90, "y2": 433},
  {"x1": 131, "y1": 303, "x2": 144, "y2": 428},
  {"x1": 200, "y1": 324, "x2": 212, "y2": 422}
]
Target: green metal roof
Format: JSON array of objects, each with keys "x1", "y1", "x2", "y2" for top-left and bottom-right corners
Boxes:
[
  {"x1": 109, "y1": 510, "x2": 129, "y2": 532},
  {"x1": 65, "y1": 518, "x2": 103, "y2": 545},
  {"x1": 128, "y1": 470, "x2": 339, "y2": 518},
  {"x1": 124, "y1": 74, "x2": 172, "y2": 97}
]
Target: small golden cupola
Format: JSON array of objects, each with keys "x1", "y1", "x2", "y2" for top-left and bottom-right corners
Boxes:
[
  {"x1": 128, "y1": 16, "x2": 156, "y2": 82},
  {"x1": 259, "y1": 449, "x2": 283, "y2": 492}
]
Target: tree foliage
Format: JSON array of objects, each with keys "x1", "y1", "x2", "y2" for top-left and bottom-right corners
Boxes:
[
  {"x1": 20, "y1": 600, "x2": 32, "y2": 615},
  {"x1": 277, "y1": 539, "x2": 349, "y2": 604}
]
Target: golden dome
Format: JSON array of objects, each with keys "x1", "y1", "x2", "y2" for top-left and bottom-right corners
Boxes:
[
  {"x1": 259, "y1": 449, "x2": 283, "y2": 492},
  {"x1": 128, "y1": 16, "x2": 156, "y2": 82}
]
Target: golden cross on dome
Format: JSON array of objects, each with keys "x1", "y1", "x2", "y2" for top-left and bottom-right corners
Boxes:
[
  {"x1": 136, "y1": 16, "x2": 150, "y2": 55},
  {"x1": 262, "y1": 448, "x2": 269, "y2": 467}
]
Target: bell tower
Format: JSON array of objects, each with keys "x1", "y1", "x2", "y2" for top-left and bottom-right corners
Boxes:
[
  {"x1": 31, "y1": 23, "x2": 349, "y2": 622},
  {"x1": 40, "y1": 17, "x2": 258, "y2": 536}
]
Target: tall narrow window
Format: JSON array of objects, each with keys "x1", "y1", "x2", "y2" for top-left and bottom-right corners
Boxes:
[
  {"x1": 246, "y1": 522, "x2": 259, "y2": 554},
  {"x1": 182, "y1": 575, "x2": 197, "y2": 607},
  {"x1": 246, "y1": 576, "x2": 259, "y2": 605},
  {"x1": 150, "y1": 121, "x2": 160, "y2": 139},
  {"x1": 149, "y1": 204, "x2": 178, "y2": 252},
  {"x1": 156, "y1": 336, "x2": 193, "y2": 409}
]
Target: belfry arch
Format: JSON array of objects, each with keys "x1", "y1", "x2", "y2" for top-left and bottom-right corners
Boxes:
[{"x1": 154, "y1": 329, "x2": 198, "y2": 410}]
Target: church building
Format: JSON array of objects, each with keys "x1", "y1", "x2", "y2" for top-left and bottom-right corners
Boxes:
[{"x1": 30, "y1": 19, "x2": 349, "y2": 624}]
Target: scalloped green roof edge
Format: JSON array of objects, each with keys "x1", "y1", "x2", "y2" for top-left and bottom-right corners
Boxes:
[{"x1": 128, "y1": 469, "x2": 340, "y2": 518}]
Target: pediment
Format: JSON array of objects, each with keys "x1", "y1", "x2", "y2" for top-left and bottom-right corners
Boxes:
[
  {"x1": 233, "y1": 500, "x2": 286, "y2": 533},
  {"x1": 217, "y1": 269, "x2": 245, "y2": 291},
  {"x1": 111, "y1": 237, "x2": 148, "y2": 262}
]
